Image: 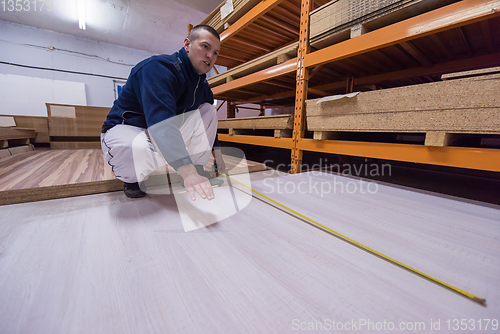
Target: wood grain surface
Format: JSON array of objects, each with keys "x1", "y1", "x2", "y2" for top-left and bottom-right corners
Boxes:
[
  {"x1": 0, "y1": 171, "x2": 498, "y2": 333},
  {"x1": 47, "y1": 104, "x2": 110, "y2": 137},
  {"x1": 0, "y1": 149, "x2": 115, "y2": 191},
  {"x1": 0, "y1": 149, "x2": 266, "y2": 205},
  {"x1": 0, "y1": 127, "x2": 36, "y2": 141},
  {"x1": 0, "y1": 115, "x2": 50, "y2": 143}
]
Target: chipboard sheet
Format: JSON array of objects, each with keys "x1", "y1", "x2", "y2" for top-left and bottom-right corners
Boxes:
[{"x1": 0, "y1": 171, "x2": 499, "y2": 333}]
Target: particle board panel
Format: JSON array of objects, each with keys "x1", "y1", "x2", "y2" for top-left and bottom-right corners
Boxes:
[
  {"x1": 49, "y1": 142, "x2": 102, "y2": 149},
  {"x1": 207, "y1": 153, "x2": 267, "y2": 175},
  {"x1": 309, "y1": 0, "x2": 458, "y2": 46},
  {"x1": 208, "y1": 42, "x2": 298, "y2": 88},
  {"x1": 441, "y1": 65, "x2": 500, "y2": 80},
  {"x1": 0, "y1": 171, "x2": 498, "y2": 333},
  {"x1": 200, "y1": 0, "x2": 262, "y2": 34},
  {"x1": 306, "y1": 73, "x2": 500, "y2": 135},
  {"x1": 217, "y1": 114, "x2": 293, "y2": 130}
]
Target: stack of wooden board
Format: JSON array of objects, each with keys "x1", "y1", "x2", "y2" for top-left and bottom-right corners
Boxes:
[
  {"x1": 218, "y1": 114, "x2": 293, "y2": 138},
  {"x1": 0, "y1": 127, "x2": 36, "y2": 149},
  {"x1": 0, "y1": 115, "x2": 49, "y2": 144},
  {"x1": 208, "y1": 42, "x2": 298, "y2": 88},
  {"x1": 306, "y1": 72, "x2": 500, "y2": 146},
  {"x1": 199, "y1": 0, "x2": 261, "y2": 33},
  {"x1": 0, "y1": 115, "x2": 40, "y2": 158},
  {"x1": 46, "y1": 103, "x2": 109, "y2": 149},
  {"x1": 310, "y1": 0, "x2": 458, "y2": 46}
]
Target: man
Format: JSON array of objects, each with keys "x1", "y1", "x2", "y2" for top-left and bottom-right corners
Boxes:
[{"x1": 101, "y1": 25, "x2": 226, "y2": 201}]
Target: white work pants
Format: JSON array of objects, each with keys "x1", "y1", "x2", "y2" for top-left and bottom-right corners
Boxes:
[{"x1": 101, "y1": 103, "x2": 218, "y2": 183}]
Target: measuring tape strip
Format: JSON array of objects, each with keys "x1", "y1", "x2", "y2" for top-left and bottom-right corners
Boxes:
[{"x1": 222, "y1": 173, "x2": 486, "y2": 306}]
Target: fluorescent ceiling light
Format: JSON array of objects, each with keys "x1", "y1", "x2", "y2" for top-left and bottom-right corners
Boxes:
[{"x1": 77, "y1": 0, "x2": 86, "y2": 30}]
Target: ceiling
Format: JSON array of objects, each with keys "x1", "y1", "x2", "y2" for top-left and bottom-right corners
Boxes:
[{"x1": 0, "y1": 0, "x2": 223, "y2": 55}]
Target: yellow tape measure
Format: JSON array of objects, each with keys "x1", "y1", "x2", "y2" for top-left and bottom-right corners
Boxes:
[{"x1": 223, "y1": 173, "x2": 486, "y2": 306}]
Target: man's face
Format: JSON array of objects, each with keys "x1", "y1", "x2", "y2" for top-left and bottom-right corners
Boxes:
[{"x1": 184, "y1": 30, "x2": 220, "y2": 75}]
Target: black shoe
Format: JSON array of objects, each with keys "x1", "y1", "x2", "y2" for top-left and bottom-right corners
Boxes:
[{"x1": 123, "y1": 182, "x2": 147, "y2": 198}]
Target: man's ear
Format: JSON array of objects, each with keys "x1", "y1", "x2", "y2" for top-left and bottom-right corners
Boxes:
[{"x1": 184, "y1": 38, "x2": 191, "y2": 53}]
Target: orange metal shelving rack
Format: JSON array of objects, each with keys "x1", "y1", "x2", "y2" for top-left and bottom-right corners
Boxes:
[{"x1": 210, "y1": 0, "x2": 500, "y2": 173}]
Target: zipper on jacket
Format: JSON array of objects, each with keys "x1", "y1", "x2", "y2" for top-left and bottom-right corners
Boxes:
[
  {"x1": 182, "y1": 76, "x2": 201, "y2": 123},
  {"x1": 184, "y1": 76, "x2": 201, "y2": 113}
]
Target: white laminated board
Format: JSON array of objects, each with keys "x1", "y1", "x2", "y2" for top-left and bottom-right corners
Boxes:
[{"x1": 0, "y1": 171, "x2": 499, "y2": 333}]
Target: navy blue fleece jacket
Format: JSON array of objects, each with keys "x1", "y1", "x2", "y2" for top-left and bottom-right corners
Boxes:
[{"x1": 102, "y1": 47, "x2": 219, "y2": 170}]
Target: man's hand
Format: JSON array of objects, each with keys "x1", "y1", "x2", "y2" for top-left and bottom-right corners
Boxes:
[
  {"x1": 177, "y1": 164, "x2": 214, "y2": 201},
  {"x1": 212, "y1": 149, "x2": 226, "y2": 175}
]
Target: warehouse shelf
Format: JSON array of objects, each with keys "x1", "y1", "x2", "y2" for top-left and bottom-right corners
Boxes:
[
  {"x1": 216, "y1": 0, "x2": 329, "y2": 68},
  {"x1": 207, "y1": 0, "x2": 500, "y2": 172},
  {"x1": 218, "y1": 134, "x2": 500, "y2": 172},
  {"x1": 213, "y1": 0, "x2": 500, "y2": 103}
]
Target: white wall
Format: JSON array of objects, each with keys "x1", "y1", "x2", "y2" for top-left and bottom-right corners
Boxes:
[
  {"x1": 0, "y1": 74, "x2": 86, "y2": 116},
  {"x1": 0, "y1": 20, "x2": 154, "y2": 113},
  {"x1": 0, "y1": 20, "x2": 280, "y2": 119}
]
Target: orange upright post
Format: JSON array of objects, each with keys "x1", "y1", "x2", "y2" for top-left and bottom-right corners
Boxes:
[{"x1": 290, "y1": 0, "x2": 313, "y2": 174}]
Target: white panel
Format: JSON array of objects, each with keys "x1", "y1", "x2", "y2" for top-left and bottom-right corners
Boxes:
[
  {"x1": 0, "y1": 116, "x2": 16, "y2": 127},
  {"x1": 49, "y1": 106, "x2": 76, "y2": 118},
  {"x1": 0, "y1": 74, "x2": 86, "y2": 117}
]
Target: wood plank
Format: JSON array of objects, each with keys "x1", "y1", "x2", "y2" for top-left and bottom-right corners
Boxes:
[
  {"x1": 0, "y1": 128, "x2": 36, "y2": 141},
  {"x1": 218, "y1": 114, "x2": 293, "y2": 130},
  {"x1": 0, "y1": 115, "x2": 50, "y2": 144},
  {"x1": 274, "y1": 129, "x2": 292, "y2": 138},
  {"x1": 441, "y1": 65, "x2": 500, "y2": 80},
  {"x1": 200, "y1": 0, "x2": 261, "y2": 33},
  {"x1": 50, "y1": 142, "x2": 102, "y2": 149},
  {"x1": 0, "y1": 150, "x2": 115, "y2": 191},
  {"x1": 0, "y1": 149, "x2": 266, "y2": 205},
  {"x1": 0, "y1": 180, "x2": 123, "y2": 206},
  {"x1": 47, "y1": 104, "x2": 109, "y2": 137},
  {"x1": 425, "y1": 131, "x2": 452, "y2": 147},
  {"x1": 306, "y1": 73, "x2": 500, "y2": 133},
  {"x1": 310, "y1": 0, "x2": 457, "y2": 46},
  {"x1": 12, "y1": 115, "x2": 50, "y2": 143},
  {"x1": 208, "y1": 42, "x2": 298, "y2": 88},
  {"x1": 0, "y1": 171, "x2": 498, "y2": 332}
]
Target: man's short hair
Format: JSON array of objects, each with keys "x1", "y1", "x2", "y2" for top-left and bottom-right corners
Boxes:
[{"x1": 188, "y1": 25, "x2": 220, "y2": 42}]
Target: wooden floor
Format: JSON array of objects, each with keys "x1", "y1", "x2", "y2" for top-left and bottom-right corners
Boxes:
[
  {"x1": 0, "y1": 149, "x2": 265, "y2": 205},
  {"x1": 0, "y1": 171, "x2": 498, "y2": 333}
]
